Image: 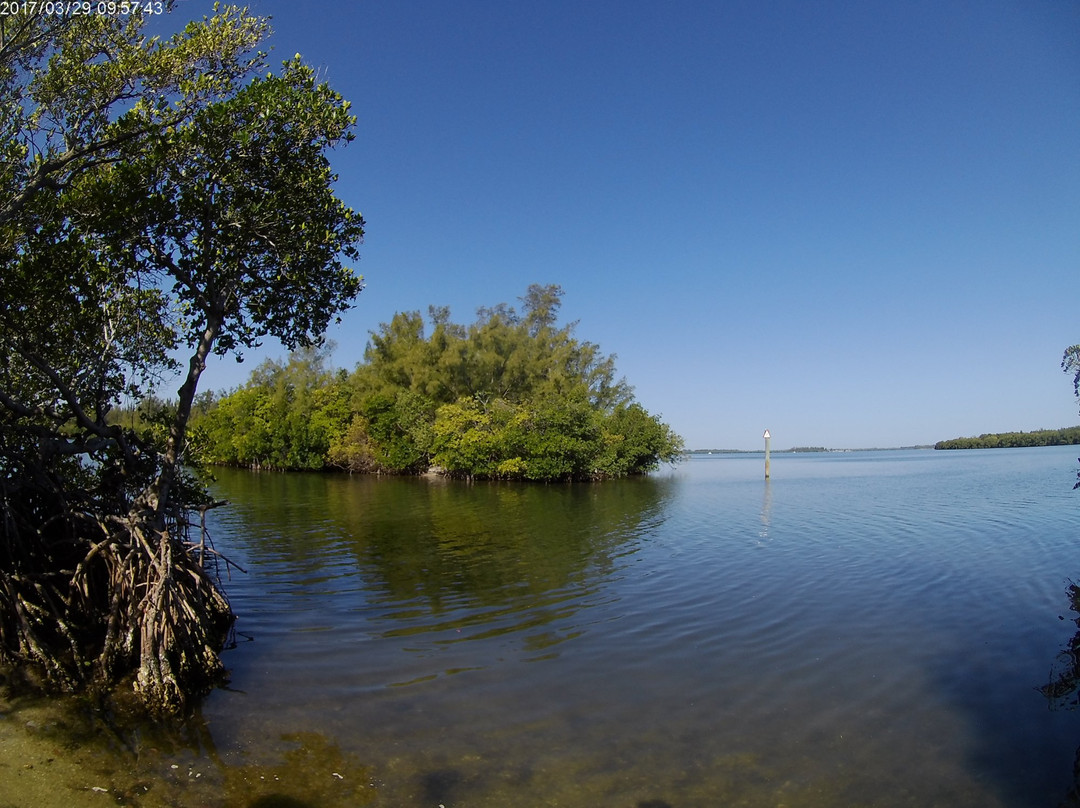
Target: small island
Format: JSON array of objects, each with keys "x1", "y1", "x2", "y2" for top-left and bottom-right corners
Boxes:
[{"x1": 187, "y1": 284, "x2": 684, "y2": 481}]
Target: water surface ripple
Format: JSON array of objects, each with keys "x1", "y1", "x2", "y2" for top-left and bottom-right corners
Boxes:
[
  {"x1": 181, "y1": 448, "x2": 1080, "y2": 806},
  {"x1": 17, "y1": 447, "x2": 1071, "y2": 807}
]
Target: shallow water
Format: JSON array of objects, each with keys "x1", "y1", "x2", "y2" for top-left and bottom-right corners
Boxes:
[{"x1": 4, "y1": 447, "x2": 1080, "y2": 806}]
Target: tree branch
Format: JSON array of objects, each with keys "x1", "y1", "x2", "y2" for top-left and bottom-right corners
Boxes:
[{"x1": 15, "y1": 347, "x2": 137, "y2": 468}]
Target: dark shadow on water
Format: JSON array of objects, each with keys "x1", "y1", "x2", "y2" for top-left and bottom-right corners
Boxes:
[
  {"x1": 249, "y1": 797, "x2": 315, "y2": 808},
  {"x1": 1042, "y1": 583, "x2": 1080, "y2": 806},
  {"x1": 1058, "y1": 746, "x2": 1080, "y2": 807},
  {"x1": 910, "y1": 576, "x2": 1080, "y2": 808},
  {"x1": 422, "y1": 767, "x2": 465, "y2": 802},
  {"x1": 638, "y1": 800, "x2": 675, "y2": 808},
  {"x1": 1041, "y1": 583, "x2": 1080, "y2": 711},
  {"x1": 924, "y1": 580, "x2": 1080, "y2": 807}
]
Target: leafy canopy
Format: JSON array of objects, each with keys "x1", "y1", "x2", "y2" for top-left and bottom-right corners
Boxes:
[{"x1": 197, "y1": 285, "x2": 684, "y2": 480}]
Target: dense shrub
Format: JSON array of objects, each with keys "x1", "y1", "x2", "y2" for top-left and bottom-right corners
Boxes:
[{"x1": 194, "y1": 286, "x2": 683, "y2": 479}]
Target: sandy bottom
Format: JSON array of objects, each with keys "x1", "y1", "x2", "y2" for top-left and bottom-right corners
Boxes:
[{"x1": 0, "y1": 685, "x2": 374, "y2": 808}]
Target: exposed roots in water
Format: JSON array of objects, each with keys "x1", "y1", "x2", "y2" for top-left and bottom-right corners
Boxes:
[{"x1": 0, "y1": 485, "x2": 237, "y2": 716}]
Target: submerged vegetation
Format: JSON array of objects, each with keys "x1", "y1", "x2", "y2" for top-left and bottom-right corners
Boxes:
[
  {"x1": 0, "y1": 7, "x2": 363, "y2": 711},
  {"x1": 192, "y1": 284, "x2": 684, "y2": 480}
]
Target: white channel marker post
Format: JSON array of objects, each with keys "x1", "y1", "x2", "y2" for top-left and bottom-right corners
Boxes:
[{"x1": 763, "y1": 429, "x2": 771, "y2": 479}]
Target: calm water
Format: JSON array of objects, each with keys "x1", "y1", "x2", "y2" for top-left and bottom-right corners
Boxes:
[{"x1": 6, "y1": 447, "x2": 1080, "y2": 806}]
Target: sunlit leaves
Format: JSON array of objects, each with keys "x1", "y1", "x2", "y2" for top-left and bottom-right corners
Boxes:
[{"x1": 1, "y1": 6, "x2": 270, "y2": 228}]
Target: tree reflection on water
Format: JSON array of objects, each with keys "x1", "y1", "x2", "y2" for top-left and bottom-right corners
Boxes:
[
  {"x1": 1041, "y1": 582, "x2": 1080, "y2": 806},
  {"x1": 208, "y1": 469, "x2": 671, "y2": 658}
]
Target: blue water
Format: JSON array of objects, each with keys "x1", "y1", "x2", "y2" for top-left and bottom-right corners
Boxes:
[{"x1": 191, "y1": 446, "x2": 1080, "y2": 806}]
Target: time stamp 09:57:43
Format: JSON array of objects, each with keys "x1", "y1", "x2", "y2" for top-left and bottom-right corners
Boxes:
[{"x1": 0, "y1": 1, "x2": 164, "y2": 15}]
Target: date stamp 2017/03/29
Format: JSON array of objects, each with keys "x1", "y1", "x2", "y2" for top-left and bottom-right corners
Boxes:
[{"x1": 0, "y1": 1, "x2": 165, "y2": 15}]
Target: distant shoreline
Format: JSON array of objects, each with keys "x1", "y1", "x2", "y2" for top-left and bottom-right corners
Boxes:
[
  {"x1": 686, "y1": 446, "x2": 934, "y2": 455},
  {"x1": 934, "y1": 425, "x2": 1080, "y2": 450}
]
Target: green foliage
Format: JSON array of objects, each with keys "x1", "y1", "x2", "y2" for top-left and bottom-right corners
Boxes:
[
  {"x1": 430, "y1": 395, "x2": 603, "y2": 481},
  {"x1": 934, "y1": 426, "x2": 1080, "y2": 450},
  {"x1": 194, "y1": 347, "x2": 350, "y2": 470},
  {"x1": 430, "y1": 397, "x2": 505, "y2": 478},
  {"x1": 120, "y1": 55, "x2": 365, "y2": 360},
  {"x1": 201, "y1": 285, "x2": 684, "y2": 480},
  {"x1": 513, "y1": 396, "x2": 601, "y2": 480},
  {"x1": 356, "y1": 284, "x2": 633, "y2": 411},
  {"x1": 595, "y1": 403, "x2": 685, "y2": 476},
  {"x1": 352, "y1": 390, "x2": 434, "y2": 474}
]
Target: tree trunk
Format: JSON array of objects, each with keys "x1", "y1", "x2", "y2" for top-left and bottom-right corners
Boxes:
[{"x1": 147, "y1": 304, "x2": 224, "y2": 521}]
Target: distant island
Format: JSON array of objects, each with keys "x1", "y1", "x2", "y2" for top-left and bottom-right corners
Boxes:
[{"x1": 934, "y1": 426, "x2": 1080, "y2": 450}]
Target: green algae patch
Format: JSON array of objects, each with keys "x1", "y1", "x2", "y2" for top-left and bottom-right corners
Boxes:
[
  {"x1": 0, "y1": 692, "x2": 156, "y2": 808},
  {"x1": 0, "y1": 685, "x2": 376, "y2": 808}
]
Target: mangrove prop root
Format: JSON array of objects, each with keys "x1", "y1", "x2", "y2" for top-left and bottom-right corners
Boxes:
[{"x1": 0, "y1": 497, "x2": 235, "y2": 715}]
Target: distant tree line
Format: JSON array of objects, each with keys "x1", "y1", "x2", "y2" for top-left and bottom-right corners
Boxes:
[
  {"x1": 934, "y1": 426, "x2": 1080, "y2": 450},
  {"x1": 189, "y1": 285, "x2": 684, "y2": 480}
]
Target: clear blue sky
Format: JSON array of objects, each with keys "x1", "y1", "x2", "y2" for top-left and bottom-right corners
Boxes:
[{"x1": 173, "y1": 0, "x2": 1079, "y2": 450}]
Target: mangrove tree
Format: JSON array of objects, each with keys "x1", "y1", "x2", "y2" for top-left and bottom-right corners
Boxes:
[{"x1": 0, "y1": 5, "x2": 363, "y2": 711}]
